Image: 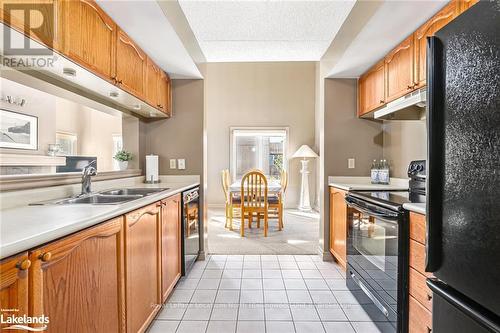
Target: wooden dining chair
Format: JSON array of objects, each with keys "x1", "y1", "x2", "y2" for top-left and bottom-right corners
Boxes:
[
  {"x1": 268, "y1": 169, "x2": 288, "y2": 230},
  {"x1": 221, "y1": 169, "x2": 240, "y2": 230},
  {"x1": 240, "y1": 170, "x2": 269, "y2": 237}
]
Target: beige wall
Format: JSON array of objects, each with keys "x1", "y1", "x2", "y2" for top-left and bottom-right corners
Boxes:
[
  {"x1": 324, "y1": 79, "x2": 383, "y2": 176},
  {"x1": 204, "y1": 62, "x2": 317, "y2": 207},
  {"x1": 383, "y1": 120, "x2": 427, "y2": 178},
  {"x1": 319, "y1": 78, "x2": 383, "y2": 257},
  {"x1": 141, "y1": 79, "x2": 204, "y2": 176}
]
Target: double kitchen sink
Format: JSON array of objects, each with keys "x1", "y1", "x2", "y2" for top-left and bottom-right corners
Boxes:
[{"x1": 31, "y1": 188, "x2": 170, "y2": 206}]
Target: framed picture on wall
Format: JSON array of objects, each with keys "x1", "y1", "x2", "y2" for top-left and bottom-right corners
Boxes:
[{"x1": 0, "y1": 109, "x2": 38, "y2": 150}]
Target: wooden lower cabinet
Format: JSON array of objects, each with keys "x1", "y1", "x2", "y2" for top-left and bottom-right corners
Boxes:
[
  {"x1": 329, "y1": 187, "x2": 347, "y2": 269},
  {"x1": 408, "y1": 212, "x2": 433, "y2": 333},
  {"x1": 29, "y1": 217, "x2": 125, "y2": 333},
  {"x1": 161, "y1": 194, "x2": 181, "y2": 302},
  {"x1": 124, "y1": 203, "x2": 162, "y2": 333},
  {"x1": 0, "y1": 252, "x2": 30, "y2": 331},
  {"x1": 409, "y1": 295, "x2": 432, "y2": 333},
  {"x1": 0, "y1": 195, "x2": 183, "y2": 332}
]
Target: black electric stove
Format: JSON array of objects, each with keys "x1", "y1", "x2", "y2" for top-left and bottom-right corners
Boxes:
[{"x1": 344, "y1": 160, "x2": 426, "y2": 333}]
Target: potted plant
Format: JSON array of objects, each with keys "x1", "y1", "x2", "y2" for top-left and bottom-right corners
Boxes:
[{"x1": 114, "y1": 150, "x2": 132, "y2": 171}]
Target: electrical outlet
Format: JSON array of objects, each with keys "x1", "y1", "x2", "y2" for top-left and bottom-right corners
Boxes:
[
  {"x1": 348, "y1": 158, "x2": 355, "y2": 169},
  {"x1": 169, "y1": 159, "x2": 176, "y2": 169},
  {"x1": 178, "y1": 159, "x2": 186, "y2": 170}
]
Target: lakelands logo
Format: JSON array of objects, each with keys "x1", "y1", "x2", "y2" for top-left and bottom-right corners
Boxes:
[{"x1": 1, "y1": 313, "x2": 49, "y2": 331}]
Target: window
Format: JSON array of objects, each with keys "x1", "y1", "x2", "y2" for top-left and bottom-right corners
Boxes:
[
  {"x1": 56, "y1": 132, "x2": 77, "y2": 155},
  {"x1": 112, "y1": 134, "x2": 123, "y2": 171},
  {"x1": 230, "y1": 128, "x2": 287, "y2": 181}
]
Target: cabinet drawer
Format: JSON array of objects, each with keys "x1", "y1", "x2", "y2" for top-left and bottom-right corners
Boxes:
[
  {"x1": 409, "y1": 212, "x2": 426, "y2": 244},
  {"x1": 409, "y1": 295, "x2": 432, "y2": 333},
  {"x1": 409, "y1": 239, "x2": 432, "y2": 277},
  {"x1": 409, "y1": 267, "x2": 433, "y2": 312}
]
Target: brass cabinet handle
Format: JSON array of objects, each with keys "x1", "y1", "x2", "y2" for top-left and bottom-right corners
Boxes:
[
  {"x1": 407, "y1": 85, "x2": 413, "y2": 90},
  {"x1": 379, "y1": 100, "x2": 384, "y2": 104},
  {"x1": 39, "y1": 252, "x2": 52, "y2": 262},
  {"x1": 17, "y1": 259, "x2": 31, "y2": 271},
  {"x1": 427, "y1": 293, "x2": 433, "y2": 301}
]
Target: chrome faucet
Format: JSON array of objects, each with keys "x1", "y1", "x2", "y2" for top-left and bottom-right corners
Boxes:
[{"x1": 81, "y1": 160, "x2": 97, "y2": 196}]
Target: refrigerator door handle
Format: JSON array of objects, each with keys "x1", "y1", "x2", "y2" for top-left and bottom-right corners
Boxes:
[{"x1": 426, "y1": 36, "x2": 444, "y2": 272}]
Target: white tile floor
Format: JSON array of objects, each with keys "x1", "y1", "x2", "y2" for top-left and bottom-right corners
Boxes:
[{"x1": 147, "y1": 255, "x2": 394, "y2": 333}]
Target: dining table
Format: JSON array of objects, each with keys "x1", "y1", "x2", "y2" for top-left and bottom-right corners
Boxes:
[{"x1": 229, "y1": 180, "x2": 282, "y2": 194}]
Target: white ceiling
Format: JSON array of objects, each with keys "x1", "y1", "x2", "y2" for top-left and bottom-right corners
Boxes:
[
  {"x1": 96, "y1": 0, "x2": 202, "y2": 79},
  {"x1": 178, "y1": 0, "x2": 356, "y2": 62},
  {"x1": 327, "y1": 0, "x2": 447, "y2": 78}
]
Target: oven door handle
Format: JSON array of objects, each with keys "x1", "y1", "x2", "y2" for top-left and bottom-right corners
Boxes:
[{"x1": 345, "y1": 196, "x2": 399, "y2": 220}]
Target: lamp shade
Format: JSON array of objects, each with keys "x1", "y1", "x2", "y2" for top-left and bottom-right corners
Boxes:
[{"x1": 292, "y1": 145, "x2": 319, "y2": 159}]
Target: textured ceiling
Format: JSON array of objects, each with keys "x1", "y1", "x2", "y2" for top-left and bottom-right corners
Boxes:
[{"x1": 179, "y1": 0, "x2": 356, "y2": 62}]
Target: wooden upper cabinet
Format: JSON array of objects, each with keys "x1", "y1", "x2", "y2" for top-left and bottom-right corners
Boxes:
[
  {"x1": 385, "y1": 34, "x2": 415, "y2": 103},
  {"x1": 61, "y1": 0, "x2": 116, "y2": 82},
  {"x1": 159, "y1": 71, "x2": 172, "y2": 116},
  {"x1": 358, "y1": 60, "x2": 385, "y2": 116},
  {"x1": 414, "y1": 1, "x2": 460, "y2": 87},
  {"x1": 125, "y1": 203, "x2": 161, "y2": 333},
  {"x1": 0, "y1": 252, "x2": 29, "y2": 331},
  {"x1": 161, "y1": 194, "x2": 181, "y2": 302},
  {"x1": 116, "y1": 28, "x2": 147, "y2": 100},
  {"x1": 145, "y1": 56, "x2": 161, "y2": 108},
  {"x1": 459, "y1": 0, "x2": 479, "y2": 12},
  {"x1": 0, "y1": 0, "x2": 62, "y2": 50},
  {"x1": 28, "y1": 217, "x2": 125, "y2": 333},
  {"x1": 329, "y1": 187, "x2": 347, "y2": 269}
]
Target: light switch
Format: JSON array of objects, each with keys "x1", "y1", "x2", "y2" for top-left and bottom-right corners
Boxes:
[
  {"x1": 348, "y1": 158, "x2": 355, "y2": 169},
  {"x1": 178, "y1": 159, "x2": 186, "y2": 170},
  {"x1": 169, "y1": 159, "x2": 177, "y2": 169}
]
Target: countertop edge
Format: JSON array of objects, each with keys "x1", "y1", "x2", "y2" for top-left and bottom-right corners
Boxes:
[
  {"x1": 0, "y1": 182, "x2": 200, "y2": 260},
  {"x1": 328, "y1": 183, "x2": 409, "y2": 191},
  {"x1": 403, "y1": 203, "x2": 426, "y2": 215}
]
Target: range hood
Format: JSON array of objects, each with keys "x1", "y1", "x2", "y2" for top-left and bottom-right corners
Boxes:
[{"x1": 374, "y1": 88, "x2": 426, "y2": 120}]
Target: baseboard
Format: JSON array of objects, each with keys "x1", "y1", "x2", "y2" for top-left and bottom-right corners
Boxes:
[{"x1": 318, "y1": 245, "x2": 333, "y2": 262}]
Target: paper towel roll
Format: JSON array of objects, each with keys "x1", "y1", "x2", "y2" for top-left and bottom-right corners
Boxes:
[{"x1": 145, "y1": 155, "x2": 159, "y2": 183}]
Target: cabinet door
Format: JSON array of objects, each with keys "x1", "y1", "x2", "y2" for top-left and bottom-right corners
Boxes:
[
  {"x1": 161, "y1": 194, "x2": 181, "y2": 302},
  {"x1": 116, "y1": 28, "x2": 147, "y2": 100},
  {"x1": 61, "y1": 0, "x2": 116, "y2": 82},
  {"x1": 0, "y1": 252, "x2": 29, "y2": 331},
  {"x1": 158, "y1": 71, "x2": 172, "y2": 116},
  {"x1": 414, "y1": 1, "x2": 459, "y2": 87},
  {"x1": 125, "y1": 203, "x2": 161, "y2": 333},
  {"x1": 0, "y1": 0, "x2": 62, "y2": 50},
  {"x1": 460, "y1": 0, "x2": 479, "y2": 13},
  {"x1": 358, "y1": 60, "x2": 385, "y2": 116},
  {"x1": 385, "y1": 34, "x2": 415, "y2": 102},
  {"x1": 329, "y1": 187, "x2": 347, "y2": 269},
  {"x1": 145, "y1": 56, "x2": 161, "y2": 108},
  {"x1": 29, "y1": 217, "x2": 125, "y2": 333}
]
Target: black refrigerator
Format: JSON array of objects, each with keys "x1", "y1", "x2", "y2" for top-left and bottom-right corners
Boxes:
[{"x1": 426, "y1": 1, "x2": 500, "y2": 332}]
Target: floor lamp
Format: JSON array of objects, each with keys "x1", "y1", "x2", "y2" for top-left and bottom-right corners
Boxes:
[{"x1": 292, "y1": 145, "x2": 318, "y2": 211}]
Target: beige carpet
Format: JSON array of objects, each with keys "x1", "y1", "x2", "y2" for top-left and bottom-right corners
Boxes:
[{"x1": 207, "y1": 208, "x2": 320, "y2": 255}]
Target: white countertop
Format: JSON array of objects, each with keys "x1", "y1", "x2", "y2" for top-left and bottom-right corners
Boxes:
[
  {"x1": 403, "y1": 203, "x2": 426, "y2": 215},
  {"x1": 0, "y1": 180, "x2": 199, "y2": 259},
  {"x1": 328, "y1": 176, "x2": 409, "y2": 191}
]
